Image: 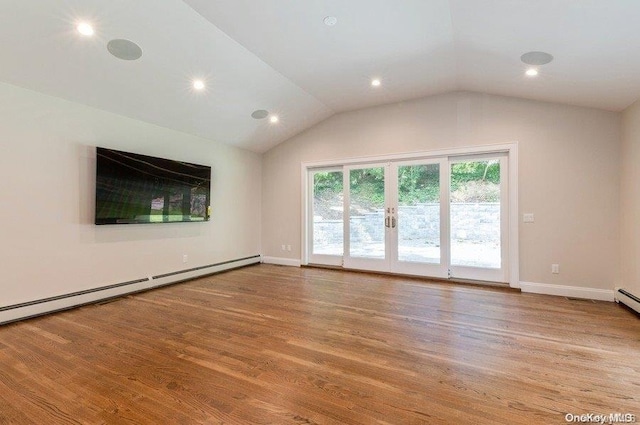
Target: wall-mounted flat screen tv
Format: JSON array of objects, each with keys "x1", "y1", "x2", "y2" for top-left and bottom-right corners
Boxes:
[{"x1": 95, "y1": 147, "x2": 211, "y2": 225}]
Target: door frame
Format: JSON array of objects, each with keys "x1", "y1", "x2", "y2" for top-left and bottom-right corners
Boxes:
[{"x1": 301, "y1": 143, "x2": 520, "y2": 288}]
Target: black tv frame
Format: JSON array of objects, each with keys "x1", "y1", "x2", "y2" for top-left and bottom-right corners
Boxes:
[{"x1": 95, "y1": 147, "x2": 211, "y2": 225}]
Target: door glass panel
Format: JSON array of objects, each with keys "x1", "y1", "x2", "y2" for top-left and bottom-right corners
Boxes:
[
  {"x1": 349, "y1": 167, "x2": 385, "y2": 259},
  {"x1": 312, "y1": 171, "x2": 344, "y2": 256},
  {"x1": 450, "y1": 160, "x2": 501, "y2": 268},
  {"x1": 397, "y1": 164, "x2": 440, "y2": 263}
]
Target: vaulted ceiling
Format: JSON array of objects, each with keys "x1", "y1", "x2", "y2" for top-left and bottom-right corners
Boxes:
[{"x1": 2, "y1": 0, "x2": 640, "y2": 152}]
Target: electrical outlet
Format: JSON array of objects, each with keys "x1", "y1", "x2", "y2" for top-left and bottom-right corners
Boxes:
[
  {"x1": 523, "y1": 213, "x2": 535, "y2": 223},
  {"x1": 183, "y1": 254, "x2": 188, "y2": 263},
  {"x1": 287, "y1": 245, "x2": 291, "y2": 251},
  {"x1": 281, "y1": 244, "x2": 286, "y2": 251},
  {"x1": 552, "y1": 264, "x2": 559, "y2": 274}
]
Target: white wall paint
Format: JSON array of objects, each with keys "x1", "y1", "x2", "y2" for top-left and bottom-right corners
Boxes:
[
  {"x1": 0, "y1": 82, "x2": 261, "y2": 307},
  {"x1": 262, "y1": 91, "x2": 621, "y2": 291},
  {"x1": 621, "y1": 100, "x2": 640, "y2": 296}
]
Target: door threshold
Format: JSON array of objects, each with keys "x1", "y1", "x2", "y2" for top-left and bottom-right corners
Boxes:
[
  {"x1": 446, "y1": 277, "x2": 511, "y2": 289},
  {"x1": 303, "y1": 264, "x2": 516, "y2": 291}
]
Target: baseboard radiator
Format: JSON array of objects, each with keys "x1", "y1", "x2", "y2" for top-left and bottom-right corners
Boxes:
[
  {"x1": 615, "y1": 288, "x2": 640, "y2": 315},
  {"x1": 0, "y1": 255, "x2": 261, "y2": 325}
]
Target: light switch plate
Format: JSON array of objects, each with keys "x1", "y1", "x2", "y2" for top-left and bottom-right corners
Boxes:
[{"x1": 523, "y1": 213, "x2": 535, "y2": 223}]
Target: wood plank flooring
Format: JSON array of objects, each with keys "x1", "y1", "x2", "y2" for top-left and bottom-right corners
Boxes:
[{"x1": 1, "y1": 264, "x2": 639, "y2": 424}]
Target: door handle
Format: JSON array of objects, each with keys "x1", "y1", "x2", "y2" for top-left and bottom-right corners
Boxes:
[
  {"x1": 391, "y1": 216, "x2": 396, "y2": 228},
  {"x1": 385, "y1": 216, "x2": 390, "y2": 228}
]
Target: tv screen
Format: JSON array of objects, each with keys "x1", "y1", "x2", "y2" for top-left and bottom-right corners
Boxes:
[{"x1": 95, "y1": 147, "x2": 211, "y2": 225}]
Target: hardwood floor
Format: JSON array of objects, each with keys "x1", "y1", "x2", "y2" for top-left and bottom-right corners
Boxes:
[{"x1": 1, "y1": 264, "x2": 639, "y2": 424}]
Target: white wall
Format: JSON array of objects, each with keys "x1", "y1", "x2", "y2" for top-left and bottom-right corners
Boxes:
[
  {"x1": 262, "y1": 91, "x2": 621, "y2": 291},
  {"x1": 0, "y1": 82, "x2": 261, "y2": 307},
  {"x1": 621, "y1": 100, "x2": 640, "y2": 296}
]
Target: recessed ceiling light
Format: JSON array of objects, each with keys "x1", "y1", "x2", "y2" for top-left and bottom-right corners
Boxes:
[
  {"x1": 251, "y1": 109, "x2": 269, "y2": 119},
  {"x1": 525, "y1": 68, "x2": 539, "y2": 77},
  {"x1": 521, "y1": 51, "x2": 554, "y2": 66},
  {"x1": 193, "y1": 80, "x2": 205, "y2": 90},
  {"x1": 371, "y1": 79, "x2": 381, "y2": 87},
  {"x1": 269, "y1": 115, "x2": 279, "y2": 124},
  {"x1": 77, "y1": 22, "x2": 94, "y2": 36},
  {"x1": 107, "y1": 39, "x2": 143, "y2": 61},
  {"x1": 323, "y1": 16, "x2": 338, "y2": 26}
]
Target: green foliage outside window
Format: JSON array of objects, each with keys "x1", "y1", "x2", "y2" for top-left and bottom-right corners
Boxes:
[{"x1": 313, "y1": 160, "x2": 500, "y2": 210}]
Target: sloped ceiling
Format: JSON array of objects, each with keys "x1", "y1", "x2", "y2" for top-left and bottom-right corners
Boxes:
[{"x1": 1, "y1": 0, "x2": 639, "y2": 152}]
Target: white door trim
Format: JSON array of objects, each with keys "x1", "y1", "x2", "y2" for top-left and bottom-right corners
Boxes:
[{"x1": 302, "y1": 143, "x2": 517, "y2": 168}]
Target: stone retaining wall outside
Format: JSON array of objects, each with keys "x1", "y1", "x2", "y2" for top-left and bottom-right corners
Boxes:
[{"x1": 313, "y1": 203, "x2": 500, "y2": 267}]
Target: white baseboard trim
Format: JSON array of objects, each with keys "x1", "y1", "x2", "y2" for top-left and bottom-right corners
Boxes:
[
  {"x1": 0, "y1": 255, "x2": 261, "y2": 325},
  {"x1": 261, "y1": 256, "x2": 301, "y2": 267},
  {"x1": 519, "y1": 281, "x2": 614, "y2": 302}
]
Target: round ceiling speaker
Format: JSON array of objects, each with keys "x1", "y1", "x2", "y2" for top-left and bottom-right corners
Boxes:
[
  {"x1": 107, "y1": 39, "x2": 143, "y2": 61},
  {"x1": 520, "y1": 51, "x2": 553, "y2": 66},
  {"x1": 251, "y1": 109, "x2": 269, "y2": 119}
]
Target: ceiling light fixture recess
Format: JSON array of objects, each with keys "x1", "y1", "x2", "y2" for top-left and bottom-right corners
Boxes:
[
  {"x1": 77, "y1": 22, "x2": 94, "y2": 36},
  {"x1": 251, "y1": 109, "x2": 269, "y2": 119},
  {"x1": 323, "y1": 16, "x2": 338, "y2": 26},
  {"x1": 269, "y1": 115, "x2": 279, "y2": 124},
  {"x1": 193, "y1": 80, "x2": 205, "y2": 90},
  {"x1": 371, "y1": 78, "x2": 381, "y2": 87},
  {"x1": 107, "y1": 39, "x2": 143, "y2": 61}
]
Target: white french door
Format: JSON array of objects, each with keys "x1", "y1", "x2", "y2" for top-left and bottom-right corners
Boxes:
[
  {"x1": 343, "y1": 163, "x2": 389, "y2": 272},
  {"x1": 306, "y1": 151, "x2": 510, "y2": 283},
  {"x1": 389, "y1": 159, "x2": 449, "y2": 278}
]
